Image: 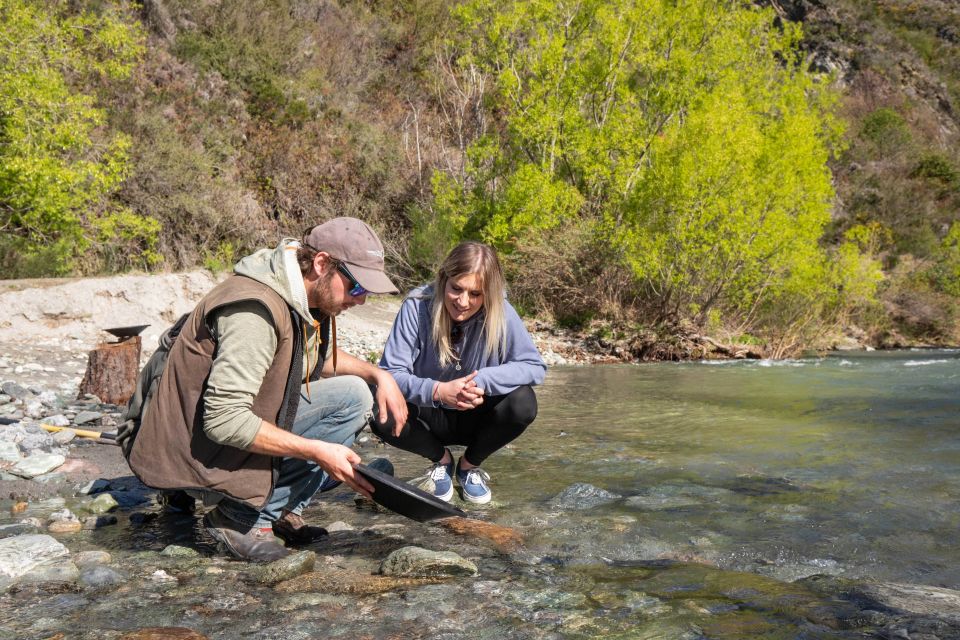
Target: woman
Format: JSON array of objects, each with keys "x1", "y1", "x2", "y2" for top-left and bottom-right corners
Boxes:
[{"x1": 374, "y1": 242, "x2": 546, "y2": 504}]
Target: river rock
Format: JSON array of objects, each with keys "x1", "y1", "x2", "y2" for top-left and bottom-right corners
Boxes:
[
  {"x1": 75, "y1": 550, "x2": 113, "y2": 567},
  {"x1": 160, "y1": 545, "x2": 199, "y2": 558},
  {"x1": 118, "y1": 629, "x2": 209, "y2": 640},
  {"x1": 87, "y1": 492, "x2": 120, "y2": 515},
  {"x1": 73, "y1": 410, "x2": 103, "y2": 425},
  {"x1": 275, "y1": 569, "x2": 444, "y2": 595},
  {"x1": 0, "y1": 534, "x2": 70, "y2": 582},
  {"x1": 550, "y1": 483, "x2": 622, "y2": 510},
  {"x1": 379, "y1": 546, "x2": 477, "y2": 577},
  {"x1": 48, "y1": 519, "x2": 83, "y2": 534},
  {"x1": 1, "y1": 381, "x2": 29, "y2": 400},
  {"x1": 850, "y1": 581, "x2": 960, "y2": 623},
  {"x1": 0, "y1": 523, "x2": 39, "y2": 539},
  {"x1": 82, "y1": 515, "x2": 118, "y2": 530},
  {"x1": 0, "y1": 440, "x2": 20, "y2": 463},
  {"x1": 247, "y1": 550, "x2": 315, "y2": 585},
  {"x1": 80, "y1": 565, "x2": 128, "y2": 591},
  {"x1": 18, "y1": 558, "x2": 80, "y2": 586},
  {"x1": 51, "y1": 429, "x2": 75, "y2": 445},
  {"x1": 9, "y1": 452, "x2": 65, "y2": 478}
]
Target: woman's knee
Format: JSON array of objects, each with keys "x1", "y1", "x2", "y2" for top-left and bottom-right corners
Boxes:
[{"x1": 502, "y1": 385, "x2": 538, "y2": 426}]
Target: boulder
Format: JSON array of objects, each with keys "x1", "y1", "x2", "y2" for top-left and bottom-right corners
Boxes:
[
  {"x1": 0, "y1": 534, "x2": 70, "y2": 582},
  {"x1": 379, "y1": 546, "x2": 477, "y2": 577}
]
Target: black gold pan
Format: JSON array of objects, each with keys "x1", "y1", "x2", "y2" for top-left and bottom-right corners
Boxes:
[{"x1": 353, "y1": 462, "x2": 466, "y2": 522}]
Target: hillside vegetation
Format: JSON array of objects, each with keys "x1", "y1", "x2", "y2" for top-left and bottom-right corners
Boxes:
[{"x1": 1, "y1": 0, "x2": 957, "y2": 354}]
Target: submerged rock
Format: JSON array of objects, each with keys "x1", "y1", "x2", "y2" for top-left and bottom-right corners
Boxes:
[
  {"x1": 275, "y1": 569, "x2": 445, "y2": 595},
  {"x1": 18, "y1": 558, "x2": 80, "y2": 586},
  {"x1": 118, "y1": 629, "x2": 209, "y2": 640},
  {"x1": 247, "y1": 550, "x2": 315, "y2": 585},
  {"x1": 379, "y1": 545, "x2": 477, "y2": 577},
  {"x1": 550, "y1": 483, "x2": 622, "y2": 510},
  {"x1": 79, "y1": 565, "x2": 128, "y2": 591},
  {"x1": 0, "y1": 534, "x2": 70, "y2": 583}
]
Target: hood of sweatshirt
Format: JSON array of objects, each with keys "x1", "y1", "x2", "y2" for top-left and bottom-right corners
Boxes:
[{"x1": 233, "y1": 239, "x2": 315, "y2": 325}]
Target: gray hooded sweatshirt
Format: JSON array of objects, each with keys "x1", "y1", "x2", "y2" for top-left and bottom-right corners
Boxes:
[{"x1": 202, "y1": 240, "x2": 328, "y2": 449}]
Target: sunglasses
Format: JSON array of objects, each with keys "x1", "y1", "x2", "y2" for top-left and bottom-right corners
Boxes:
[{"x1": 335, "y1": 261, "x2": 369, "y2": 297}]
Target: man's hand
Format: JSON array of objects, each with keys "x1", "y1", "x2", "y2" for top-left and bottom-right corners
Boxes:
[
  {"x1": 436, "y1": 371, "x2": 485, "y2": 410},
  {"x1": 373, "y1": 369, "x2": 408, "y2": 436},
  {"x1": 308, "y1": 440, "x2": 374, "y2": 497}
]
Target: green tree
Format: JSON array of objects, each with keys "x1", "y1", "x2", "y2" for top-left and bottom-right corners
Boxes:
[
  {"x1": 0, "y1": 0, "x2": 152, "y2": 276},
  {"x1": 429, "y1": 0, "x2": 877, "y2": 343}
]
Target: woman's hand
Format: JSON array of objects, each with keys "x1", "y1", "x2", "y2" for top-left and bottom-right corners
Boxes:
[{"x1": 435, "y1": 371, "x2": 485, "y2": 410}]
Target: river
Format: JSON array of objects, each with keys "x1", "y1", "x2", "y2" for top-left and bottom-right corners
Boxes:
[{"x1": 2, "y1": 350, "x2": 959, "y2": 639}]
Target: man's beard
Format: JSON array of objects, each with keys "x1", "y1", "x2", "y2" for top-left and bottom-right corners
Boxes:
[{"x1": 310, "y1": 271, "x2": 342, "y2": 316}]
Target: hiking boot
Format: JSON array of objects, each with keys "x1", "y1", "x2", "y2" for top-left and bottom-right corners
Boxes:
[
  {"x1": 456, "y1": 459, "x2": 492, "y2": 504},
  {"x1": 318, "y1": 456, "x2": 395, "y2": 492},
  {"x1": 425, "y1": 450, "x2": 454, "y2": 502},
  {"x1": 203, "y1": 507, "x2": 290, "y2": 562},
  {"x1": 273, "y1": 511, "x2": 328, "y2": 545}
]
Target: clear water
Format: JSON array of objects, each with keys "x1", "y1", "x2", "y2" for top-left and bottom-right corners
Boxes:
[
  {"x1": 3, "y1": 350, "x2": 959, "y2": 639},
  {"x1": 504, "y1": 351, "x2": 960, "y2": 588}
]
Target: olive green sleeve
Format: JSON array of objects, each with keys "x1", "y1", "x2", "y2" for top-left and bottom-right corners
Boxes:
[{"x1": 201, "y1": 301, "x2": 278, "y2": 449}]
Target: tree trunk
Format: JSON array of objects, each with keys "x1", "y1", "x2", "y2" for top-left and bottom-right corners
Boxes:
[{"x1": 78, "y1": 337, "x2": 141, "y2": 406}]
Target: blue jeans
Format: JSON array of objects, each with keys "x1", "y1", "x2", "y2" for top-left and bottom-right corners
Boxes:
[{"x1": 218, "y1": 375, "x2": 373, "y2": 528}]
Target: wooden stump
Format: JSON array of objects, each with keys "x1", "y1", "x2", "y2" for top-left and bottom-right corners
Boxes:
[{"x1": 78, "y1": 337, "x2": 141, "y2": 405}]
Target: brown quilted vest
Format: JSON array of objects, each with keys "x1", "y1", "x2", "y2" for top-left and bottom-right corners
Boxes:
[{"x1": 128, "y1": 275, "x2": 326, "y2": 509}]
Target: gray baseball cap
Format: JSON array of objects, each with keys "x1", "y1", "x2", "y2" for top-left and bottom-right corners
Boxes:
[{"x1": 303, "y1": 217, "x2": 399, "y2": 294}]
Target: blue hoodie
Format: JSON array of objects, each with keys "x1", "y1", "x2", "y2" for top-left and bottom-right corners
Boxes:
[{"x1": 380, "y1": 284, "x2": 546, "y2": 407}]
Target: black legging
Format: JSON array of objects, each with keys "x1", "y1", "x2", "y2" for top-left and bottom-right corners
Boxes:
[{"x1": 371, "y1": 385, "x2": 537, "y2": 466}]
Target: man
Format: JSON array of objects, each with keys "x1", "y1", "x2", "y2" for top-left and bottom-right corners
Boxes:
[{"x1": 122, "y1": 217, "x2": 408, "y2": 562}]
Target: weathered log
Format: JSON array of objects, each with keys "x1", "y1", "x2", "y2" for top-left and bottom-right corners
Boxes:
[{"x1": 78, "y1": 337, "x2": 141, "y2": 405}]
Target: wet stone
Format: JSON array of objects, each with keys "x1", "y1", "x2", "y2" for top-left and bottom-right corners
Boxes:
[
  {"x1": 550, "y1": 483, "x2": 623, "y2": 510},
  {"x1": 19, "y1": 559, "x2": 80, "y2": 586},
  {"x1": 10, "y1": 452, "x2": 65, "y2": 478},
  {"x1": 247, "y1": 550, "x2": 316, "y2": 585},
  {"x1": 0, "y1": 534, "x2": 70, "y2": 578},
  {"x1": 118, "y1": 628, "x2": 209, "y2": 640},
  {"x1": 75, "y1": 550, "x2": 112, "y2": 567},
  {"x1": 0, "y1": 523, "x2": 39, "y2": 538},
  {"x1": 160, "y1": 545, "x2": 199, "y2": 558},
  {"x1": 48, "y1": 520, "x2": 83, "y2": 534},
  {"x1": 44, "y1": 414, "x2": 70, "y2": 427},
  {"x1": 80, "y1": 565, "x2": 128, "y2": 591},
  {"x1": 86, "y1": 492, "x2": 120, "y2": 515},
  {"x1": 379, "y1": 546, "x2": 478, "y2": 578},
  {"x1": 82, "y1": 515, "x2": 118, "y2": 530}
]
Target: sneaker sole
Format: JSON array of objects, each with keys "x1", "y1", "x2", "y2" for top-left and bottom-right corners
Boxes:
[{"x1": 461, "y1": 489, "x2": 492, "y2": 504}]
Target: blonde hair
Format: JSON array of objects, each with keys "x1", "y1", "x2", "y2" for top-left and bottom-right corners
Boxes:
[{"x1": 432, "y1": 242, "x2": 508, "y2": 367}]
